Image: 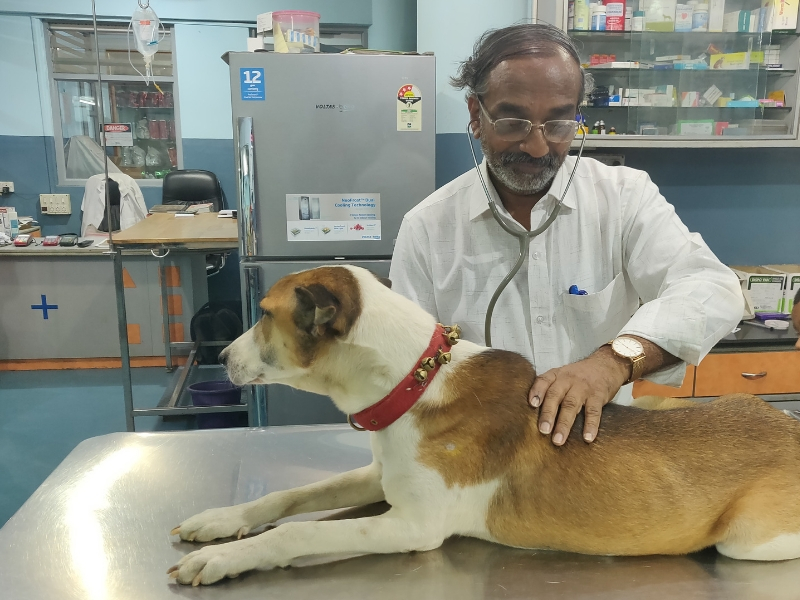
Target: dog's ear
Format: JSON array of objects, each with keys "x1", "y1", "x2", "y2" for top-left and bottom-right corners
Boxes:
[{"x1": 294, "y1": 286, "x2": 338, "y2": 336}]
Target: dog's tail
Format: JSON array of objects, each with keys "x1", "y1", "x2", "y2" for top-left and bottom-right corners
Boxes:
[{"x1": 631, "y1": 395, "x2": 698, "y2": 410}]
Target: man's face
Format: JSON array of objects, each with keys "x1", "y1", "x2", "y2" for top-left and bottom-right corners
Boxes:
[
  {"x1": 793, "y1": 302, "x2": 800, "y2": 350},
  {"x1": 469, "y1": 52, "x2": 582, "y2": 196}
]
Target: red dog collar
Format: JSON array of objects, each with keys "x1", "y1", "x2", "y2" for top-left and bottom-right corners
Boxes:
[{"x1": 348, "y1": 324, "x2": 461, "y2": 432}]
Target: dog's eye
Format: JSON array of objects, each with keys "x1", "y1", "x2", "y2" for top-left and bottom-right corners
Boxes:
[{"x1": 262, "y1": 309, "x2": 273, "y2": 319}]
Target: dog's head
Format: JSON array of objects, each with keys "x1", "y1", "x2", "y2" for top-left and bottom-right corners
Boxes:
[{"x1": 219, "y1": 266, "x2": 391, "y2": 388}]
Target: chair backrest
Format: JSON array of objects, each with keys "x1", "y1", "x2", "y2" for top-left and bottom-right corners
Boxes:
[{"x1": 162, "y1": 170, "x2": 224, "y2": 212}]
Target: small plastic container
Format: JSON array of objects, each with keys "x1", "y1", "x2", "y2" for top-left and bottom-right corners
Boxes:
[
  {"x1": 692, "y1": 3, "x2": 709, "y2": 31},
  {"x1": 591, "y1": 6, "x2": 607, "y2": 30},
  {"x1": 272, "y1": 10, "x2": 320, "y2": 53},
  {"x1": 188, "y1": 380, "x2": 247, "y2": 429}
]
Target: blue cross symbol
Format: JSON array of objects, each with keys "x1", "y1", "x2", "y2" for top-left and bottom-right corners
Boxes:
[{"x1": 31, "y1": 295, "x2": 58, "y2": 320}]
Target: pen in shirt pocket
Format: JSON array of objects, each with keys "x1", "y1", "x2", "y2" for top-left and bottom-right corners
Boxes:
[{"x1": 568, "y1": 285, "x2": 587, "y2": 296}]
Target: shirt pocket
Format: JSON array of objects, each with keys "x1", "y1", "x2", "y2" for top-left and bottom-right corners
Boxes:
[{"x1": 562, "y1": 273, "x2": 634, "y2": 361}]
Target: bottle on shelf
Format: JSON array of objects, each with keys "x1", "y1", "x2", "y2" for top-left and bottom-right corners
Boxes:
[
  {"x1": 574, "y1": 0, "x2": 590, "y2": 30},
  {"x1": 592, "y1": 121, "x2": 600, "y2": 134},
  {"x1": 599, "y1": 120, "x2": 606, "y2": 134},
  {"x1": 609, "y1": 126, "x2": 617, "y2": 135}
]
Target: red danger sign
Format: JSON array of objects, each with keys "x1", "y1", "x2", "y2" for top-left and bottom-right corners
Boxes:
[{"x1": 104, "y1": 124, "x2": 131, "y2": 133}]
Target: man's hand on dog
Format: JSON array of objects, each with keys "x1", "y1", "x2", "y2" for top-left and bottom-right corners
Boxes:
[{"x1": 528, "y1": 346, "x2": 630, "y2": 446}]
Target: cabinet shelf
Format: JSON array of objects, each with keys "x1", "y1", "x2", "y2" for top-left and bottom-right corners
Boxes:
[
  {"x1": 585, "y1": 105, "x2": 792, "y2": 111},
  {"x1": 587, "y1": 67, "x2": 796, "y2": 75},
  {"x1": 571, "y1": 30, "x2": 799, "y2": 41}
]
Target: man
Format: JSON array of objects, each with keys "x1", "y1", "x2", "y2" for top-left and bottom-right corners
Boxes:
[
  {"x1": 793, "y1": 289, "x2": 800, "y2": 350},
  {"x1": 389, "y1": 23, "x2": 743, "y2": 446}
]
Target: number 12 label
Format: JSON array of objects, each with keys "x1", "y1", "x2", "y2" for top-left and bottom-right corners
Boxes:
[{"x1": 241, "y1": 68, "x2": 265, "y2": 101}]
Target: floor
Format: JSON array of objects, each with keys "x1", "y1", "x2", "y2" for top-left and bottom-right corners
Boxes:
[{"x1": 0, "y1": 367, "x2": 195, "y2": 526}]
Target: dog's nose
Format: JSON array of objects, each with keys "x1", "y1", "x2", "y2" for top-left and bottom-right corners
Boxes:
[{"x1": 218, "y1": 349, "x2": 229, "y2": 367}]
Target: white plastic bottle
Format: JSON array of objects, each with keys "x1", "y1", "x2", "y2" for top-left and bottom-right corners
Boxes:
[{"x1": 575, "y1": 0, "x2": 590, "y2": 30}]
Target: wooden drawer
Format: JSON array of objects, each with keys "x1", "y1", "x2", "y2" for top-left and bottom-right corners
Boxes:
[
  {"x1": 633, "y1": 365, "x2": 695, "y2": 398},
  {"x1": 694, "y1": 351, "x2": 800, "y2": 397}
]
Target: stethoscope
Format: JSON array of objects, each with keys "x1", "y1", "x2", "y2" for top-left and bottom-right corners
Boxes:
[{"x1": 466, "y1": 118, "x2": 587, "y2": 348}]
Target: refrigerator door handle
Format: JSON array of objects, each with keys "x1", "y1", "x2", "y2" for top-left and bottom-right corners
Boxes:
[
  {"x1": 242, "y1": 263, "x2": 267, "y2": 426},
  {"x1": 235, "y1": 116, "x2": 258, "y2": 257},
  {"x1": 242, "y1": 263, "x2": 262, "y2": 329}
]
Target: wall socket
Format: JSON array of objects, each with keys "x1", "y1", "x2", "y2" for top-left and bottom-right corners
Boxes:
[
  {"x1": 40, "y1": 194, "x2": 72, "y2": 215},
  {"x1": 0, "y1": 181, "x2": 14, "y2": 194}
]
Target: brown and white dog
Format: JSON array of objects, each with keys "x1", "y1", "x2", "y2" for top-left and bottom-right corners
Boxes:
[{"x1": 168, "y1": 265, "x2": 800, "y2": 586}]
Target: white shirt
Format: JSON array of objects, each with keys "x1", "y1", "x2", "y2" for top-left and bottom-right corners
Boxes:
[
  {"x1": 81, "y1": 173, "x2": 148, "y2": 236},
  {"x1": 389, "y1": 156, "x2": 743, "y2": 403}
]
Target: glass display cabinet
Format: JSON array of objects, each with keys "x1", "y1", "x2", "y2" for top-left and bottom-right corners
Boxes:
[{"x1": 537, "y1": 0, "x2": 800, "y2": 146}]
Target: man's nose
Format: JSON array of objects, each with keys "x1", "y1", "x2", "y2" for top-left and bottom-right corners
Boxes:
[{"x1": 519, "y1": 126, "x2": 550, "y2": 158}]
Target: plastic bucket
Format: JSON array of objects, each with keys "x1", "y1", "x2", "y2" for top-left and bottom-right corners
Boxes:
[
  {"x1": 188, "y1": 380, "x2": 247, "y2": 429},
  {"x1": 272, "y1": 10, "x2": 320, "y2": 53}
]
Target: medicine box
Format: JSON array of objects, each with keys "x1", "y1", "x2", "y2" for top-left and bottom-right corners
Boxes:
[
  {"x1": 644, "y1": 0, "x2": 678, "y2": 30},
  {"x1": 764, "y1": 265, "x2": 800, "y2": 313},
  {"x1": 710, "y1": 51, "x2": 764, "y2": 69},
  {"x1": 731, "y1": 266, "x2": 786, "y2": 312},
  {"x1": 762, "y1": 0, "x2": 800, "y2": 31},
  {"x1": 677, "y1": 119, "x2": 713, "y2": 134},
  {"x1": 709, "y1": 0, "x2": 726, "y2": 31}
]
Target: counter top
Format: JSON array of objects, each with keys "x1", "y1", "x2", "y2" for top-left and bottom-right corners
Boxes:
[
  {"x1": 2, "y1": 425, "x2": 800, "y2": 600},
  {"x1": 714, "y1": 320, "x2": 798, "y2": 351}
]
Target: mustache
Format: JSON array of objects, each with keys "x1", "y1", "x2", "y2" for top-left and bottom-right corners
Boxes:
[{"x1": 498, "y1": 152, "x2": 558, "y2": 169}]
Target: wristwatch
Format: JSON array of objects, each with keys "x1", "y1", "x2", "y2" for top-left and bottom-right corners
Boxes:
[{"x1": 606, "y1": 336, "x2": 646, "y2": 384}]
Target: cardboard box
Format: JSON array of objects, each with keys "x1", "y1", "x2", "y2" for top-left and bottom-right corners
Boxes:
[
  {"x1": 762, "y1": 0, "x2": 800, "y2": 31},
  {"x1": 709, "y1": 0, "x2": 726, "y2": 31},
  {"x1": 731, "y1": 266, "x2": 786, "y2": 312},
  {"x1": 764, "y1": 265, "x2": 800, "y2": 312},
  {"x1": 723, "y1": 10, "x2": 750, "y2": 31},
  {"x1": 677, "y1": 119, "x2": 714, "y2": 135},
  {"x1": 644, "y1": 0, "x2": 677, "y2": 30},
  {"x1": 710, "y1": 51, "x2": 764, "y2": 69}
]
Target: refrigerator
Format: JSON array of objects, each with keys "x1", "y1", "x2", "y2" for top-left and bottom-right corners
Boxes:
[{"x1": 227, "y1": 52, "x2": 436, "y2": 426}]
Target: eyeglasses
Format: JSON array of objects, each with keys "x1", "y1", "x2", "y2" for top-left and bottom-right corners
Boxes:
[{"x1": 477, "y1": 98, "x2": 579, "y2": 143}]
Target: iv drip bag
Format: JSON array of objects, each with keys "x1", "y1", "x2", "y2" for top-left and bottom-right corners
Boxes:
[{"x1": 130, "y1": 5, "x2": 161, "y2": 82}]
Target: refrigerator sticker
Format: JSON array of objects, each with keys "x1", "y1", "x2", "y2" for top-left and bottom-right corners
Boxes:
[
  {"x1": 397, "y1": 84, "x2": 422, "y2": 131},
  {"x1": 286, "y1": 194, "x2": 381, "y2": 241},
  {"x1": 240, "y1": 68, "x2": 265, "y2": 101}
]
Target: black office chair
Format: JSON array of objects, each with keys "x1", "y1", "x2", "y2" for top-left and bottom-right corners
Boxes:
[
  {"x1": 162, "y1": 170, "x2": 228, "y2": 275},
  {"x1": 162, "y1": 169, "x2": 226, "y2": 212}
]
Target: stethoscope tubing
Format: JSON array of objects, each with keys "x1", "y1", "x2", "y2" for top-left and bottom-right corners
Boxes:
[{"x1": 466, "y1": 122, "x2": 587, "y2": 347}]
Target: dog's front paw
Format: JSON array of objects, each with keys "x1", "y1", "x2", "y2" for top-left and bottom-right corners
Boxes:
[
  {"x1": 170, "y1": 506, "x2": 252, "y2": 542},
  {"x1": 167, "y1": 538, "x2": 270, "y2": 586}
]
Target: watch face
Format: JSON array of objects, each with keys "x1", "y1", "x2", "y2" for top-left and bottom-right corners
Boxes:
[{"x1": 612, "y1": 337, "x2": 644, "y2": 358}]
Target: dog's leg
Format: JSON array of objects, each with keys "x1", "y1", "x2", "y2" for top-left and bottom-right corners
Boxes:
[
  {"x1": 169, "y1": 509, "x2": 445, "y2": 586},
  {"x1": 171, "y1": 462, "x2": 384, "y2": 542}
]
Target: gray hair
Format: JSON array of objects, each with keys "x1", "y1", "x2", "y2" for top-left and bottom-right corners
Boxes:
[{"x1": 451, "y1": 23, "x2": 594, "y2": 107}]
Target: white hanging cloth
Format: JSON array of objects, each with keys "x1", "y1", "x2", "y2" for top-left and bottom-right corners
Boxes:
[{"x1": 80, "y1": 172, "x2": 148, "y2": 235}]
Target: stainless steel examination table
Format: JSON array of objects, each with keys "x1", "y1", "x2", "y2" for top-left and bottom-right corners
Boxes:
[{"x1": 2, "y1": 424, "x2": 799, "y2": 600}]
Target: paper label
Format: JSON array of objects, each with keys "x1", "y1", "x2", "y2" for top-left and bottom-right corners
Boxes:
[
  {"x1": 397, "y1": 84, "x2": 422, "y2": 131},
  {"x1": 101, "y1": 123, "x2": 133, "y2": 147},
  {"x1": 286, "y1": 194, "x2": 381, "y2": 241},
  {"x1": 241, "y1": 68, "x2": 265, "y2": 101}
]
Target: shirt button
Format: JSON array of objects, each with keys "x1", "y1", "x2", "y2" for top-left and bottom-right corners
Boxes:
[
  {"x1": 536, "y1": 315, "x2": 545, "y2": 324},
  {"x1": 532, "y1": 252, "x2": 540, "y2": 260}
]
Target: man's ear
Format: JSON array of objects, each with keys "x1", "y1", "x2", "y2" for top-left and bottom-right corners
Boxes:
[
  {"x1": 294, "y1": 286, "x2": 338, "y2": 335},
  {"x1": 467, "y1": 95, "x2": 482, "y2": 139}
]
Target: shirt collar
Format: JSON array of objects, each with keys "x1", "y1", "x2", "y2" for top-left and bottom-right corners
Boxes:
[{"x1": 468, "y1": 156, "x2": 578, "y2": 223}]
